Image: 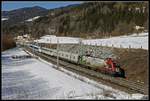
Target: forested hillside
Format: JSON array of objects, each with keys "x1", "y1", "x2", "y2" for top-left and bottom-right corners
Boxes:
[{"x1": 2, "y1": 2, "x2": 148, "y2": 39}]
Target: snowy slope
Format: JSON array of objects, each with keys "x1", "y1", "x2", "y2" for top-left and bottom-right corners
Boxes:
[
  {"x1": 82, "y1": 32, "x2": 148, "y2": 50},
  {"x1": 2, "y1": 47, "x2": 28, "y2": 57},
  {"x1": 26, "y1": 16, "x2": 40, "y2": 22},
  {"x1": 34, "y1": 32, "x2": 148, "y2": 50},
  {"x1": 35, "y1": 35, "x2": 81, "y2": 44},
  {"x1": 2, "y1": 47, "x2": 148, "y2": 99},
  {"x1": 2, "y1": 17, "x2": 9, "y2": 21}
]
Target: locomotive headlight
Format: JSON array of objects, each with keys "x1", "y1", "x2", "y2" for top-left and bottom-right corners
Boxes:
[{"x1": 116, "y1": 68, "x2": 120, "y2": 72}]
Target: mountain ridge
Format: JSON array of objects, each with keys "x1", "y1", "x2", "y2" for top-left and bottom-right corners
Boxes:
[
  {"x1": 2, "y1": 2, "x2": 148, "y2": 39},
  {"x1": 2, "y1": 6, "x2": 49, "y2": 25}
]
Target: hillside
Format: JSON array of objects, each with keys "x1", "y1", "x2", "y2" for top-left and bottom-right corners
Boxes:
[
  {"x1": 2, "y1": 6, "x2": 48, "y2": 26},
  {"x1": 2, "y1": 2, "x2": 148, "y2": 39}
]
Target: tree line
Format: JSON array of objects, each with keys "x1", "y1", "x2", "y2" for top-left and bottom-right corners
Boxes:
[{"x1": 2, "y1": 2, "x2": 148, "y2": 39}]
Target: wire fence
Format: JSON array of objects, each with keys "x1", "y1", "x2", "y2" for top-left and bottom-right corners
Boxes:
[{"x1": 83, "y1": 42, "x2": 144, "y2": 50}]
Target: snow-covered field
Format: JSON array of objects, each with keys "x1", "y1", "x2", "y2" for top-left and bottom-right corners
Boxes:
[
  {"x1": 2, "y1": 48, "x2": 148, "y2": 99},
  {"x1": 83, "y1": 32, "x2": 148, "y2": 50},
  {"x1": 35, "y1": 32, "x2": 148, "y2": 50},
  {"x1": 34, "y1": 35, "x2": 80, "y2": 44},
  {"x1": 2, "y1": 17, "x2": 9, "y2": 21}
]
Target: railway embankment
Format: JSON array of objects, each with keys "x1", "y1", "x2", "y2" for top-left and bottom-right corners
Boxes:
[{"x1": 58, "y1": 44, "x2": 148, "y2": 88}]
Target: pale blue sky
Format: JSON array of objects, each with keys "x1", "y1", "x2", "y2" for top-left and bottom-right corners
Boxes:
[{"x1": 2, "y1": 1, "x2": 83, "y2": 11}]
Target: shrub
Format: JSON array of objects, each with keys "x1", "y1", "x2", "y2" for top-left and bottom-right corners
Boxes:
[{"x1": 1, "y1": 34, "x2": 16, "y2": 51}]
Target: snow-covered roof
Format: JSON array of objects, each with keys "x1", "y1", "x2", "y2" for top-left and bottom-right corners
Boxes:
[
  {"x1": 135, "y1": 26, "x2": 144, "y2": 30},
  {"x1": 41, "y1": 35, "x2": 56, "y2": 39}
]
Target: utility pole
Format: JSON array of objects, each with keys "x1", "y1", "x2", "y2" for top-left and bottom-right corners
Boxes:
[
  {"x1": 30, "y1": 13, "x2": 35, "y2": 57},
  {"x1": 23, "y1": 10, "x2": 25, "y2": 48},
  {"x1": 23, "y1": 11, "x2": 25, "y2": 37},
  {"x1": 94, "y1": 43, "x2": 97, "y2": 57},
  {"x1": 57, "y1": 38, "x2": 59, "y2": 69},
  {"x1": 79, "y1": 39, "x2": 83, "y2": 56}
]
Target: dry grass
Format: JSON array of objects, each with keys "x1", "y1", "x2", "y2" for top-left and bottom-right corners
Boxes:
[
  {"x1": 1, "y1": 34, "x2": 16, "y2": 51},
  {"x1": 113, "y1": 48, "x2": 148, "y2": 86}
]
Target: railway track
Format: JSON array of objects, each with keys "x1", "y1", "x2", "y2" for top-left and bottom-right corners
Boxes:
[{"x1": 24, "y1": 47, "x2": 148, "y2": 95}]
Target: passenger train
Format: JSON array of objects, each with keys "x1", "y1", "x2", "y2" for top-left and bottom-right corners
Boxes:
[{"x1": 28, "y1": 44, "x2": 126, "y2": 78}]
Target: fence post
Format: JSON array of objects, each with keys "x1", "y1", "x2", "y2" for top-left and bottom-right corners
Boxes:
[
  {"x1": 57, "y1": 39, "x2": 59, "y2": 69},
  {"x1": 129, "y1": 45, "x2": 131, "y2": 49},
  {"x1": 120, "y1": 44, "x2": 122, "y2": 48},
  {"x1": 112, "y1": 44, "x2": 114, "y2": 48},
  {"x1": 141, "y1": 45, "x2": 142, "y2": 49},
  {"x1": 95, "y1": 43, "x2": 97, "y2": 56},
  {"x1": 128, "y1": 45, "x2": 131, "y2": 51}
]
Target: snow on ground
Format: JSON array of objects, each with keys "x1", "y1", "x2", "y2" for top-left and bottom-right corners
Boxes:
[
  {"x1": 82, "y1": 32, "x2": 148, "y2": 50},
  {"x1": 2, "y1": 17, "x2": 9, "y2": 21},
  {"x1": 26, "y1": 16, "x2": 40, "y2": 22},
  {"x1": 2, "y1": 48, "x2": 27, "y2": 57},
  {"x1": 34, "y1": 32, "x2": 148, "y2": 50},
  {"x1": 2, "y1": 47, "x2": 148, "y2": 99},
  {"x1": 34, "y1": 35, "x2": 81, "y2": 44}
]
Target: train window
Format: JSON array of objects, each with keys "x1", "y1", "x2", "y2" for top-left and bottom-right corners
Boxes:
[
  {"x1": 66, "y1": 54, "x2": 68, "y2": 57},
  {"x1": 62, "y1": 54, "x2": 64, "y2": 56},
  {"x1": 73, "y1": 56, "x2": 75, "y2": 59}
]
